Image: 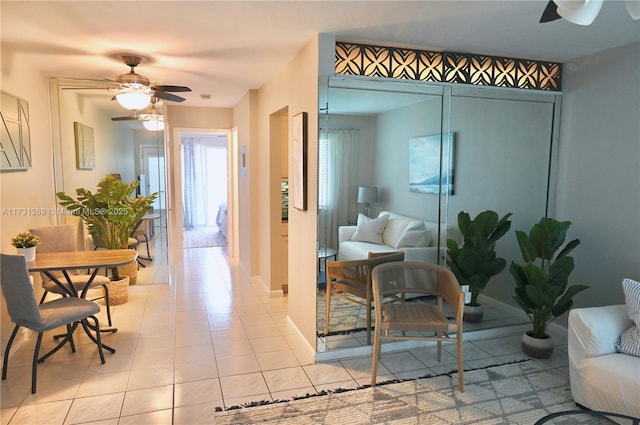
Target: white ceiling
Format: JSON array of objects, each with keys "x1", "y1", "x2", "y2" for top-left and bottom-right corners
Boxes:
[{"x1": 2, "y1": 1, "x2": 639, "y2": 116}]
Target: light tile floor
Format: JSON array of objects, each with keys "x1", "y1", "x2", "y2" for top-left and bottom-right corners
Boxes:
[{"x1": 0, "y1": 246, "x2": 570, "y2": 425}]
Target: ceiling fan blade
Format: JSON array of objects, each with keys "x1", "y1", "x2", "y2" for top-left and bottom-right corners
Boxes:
[
  {"x1": 152, "y1": 85, "x2": 192, "y2": 93},
  {"x1": 153, "y1": 91, "x2": 185, "y2": 102},
  {"x1": 111, "y1": 116, "x2": 141, "y2": 121},
  {"x1": 540, "y1": 0, "x2": 562, "y2": 22}
]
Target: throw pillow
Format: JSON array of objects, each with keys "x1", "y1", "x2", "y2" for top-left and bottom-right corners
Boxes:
[
  {"x1": 622, "y1": 278, "x2": 640, "y2": 327},
  {"x1": 615, "y1": 325, "x2": 640, "y2": 357},
  {"x1": 395, "y1": 220, "x2": 429, "y2": 249},
  {"x1": 351, "y1": 214, "x2": 388, "y2": 245}
]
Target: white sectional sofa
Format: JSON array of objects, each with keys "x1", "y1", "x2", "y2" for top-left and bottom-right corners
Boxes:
[
  {"x1": 337, "y1": 211, "x2": 462, "y2": 263},
  {"x1": 568, "y1": 305, "x2": 640, "y2": 419}
]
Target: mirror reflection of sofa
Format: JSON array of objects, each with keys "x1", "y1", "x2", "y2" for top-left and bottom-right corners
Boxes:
[{"x1": 337, "y1": 211, "x2": 461, "y2": 263}]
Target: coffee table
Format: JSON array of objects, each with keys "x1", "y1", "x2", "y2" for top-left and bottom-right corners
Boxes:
[{"x1": 317, "y1": 247, "x2": 338, "y2": 286}]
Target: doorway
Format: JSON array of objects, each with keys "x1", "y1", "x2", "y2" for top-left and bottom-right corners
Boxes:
[{"x1": 181, "y1": 132, "x2": 229, "y2": 248}]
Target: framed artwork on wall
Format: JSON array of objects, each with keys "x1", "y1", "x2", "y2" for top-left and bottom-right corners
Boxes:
[
  {"x1": 1, "y1": 90, "x2": 32, "y2": 171},
  {"x1": 292, "y1": 112, "x2": 308, "y2": 211},
  {"x1": 74, "y1": 121, "x2": 95, "y2": 170},
  {"x1": 409, "y1": 133, "x2": 455, "y2": 195}
]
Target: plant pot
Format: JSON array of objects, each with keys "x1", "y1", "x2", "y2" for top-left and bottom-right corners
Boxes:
[
  {"x1": 16, "y1": 246, "x2": 36, "y2": 262},
  {"x1": 463, "y1": 304, "x2": 483, "y2": 323},
  {"x1": 521, "y1": 330, "x2": 554, "y2": 359},
  {"x1": 106, "y1": 275, "x2": 129, "y2": 305},
  {"x1": 117, "y1": 261, "x2": 138, "y2": 285}
]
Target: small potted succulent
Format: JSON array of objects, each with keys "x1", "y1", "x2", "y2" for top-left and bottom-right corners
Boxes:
[{"x1": 11, "y1": 231, "x2": 40, "y2": 262}]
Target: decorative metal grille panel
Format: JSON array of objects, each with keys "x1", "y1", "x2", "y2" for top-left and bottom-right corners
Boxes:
[{"x1": 335, "y1": 42, "x2": 562, "y2": 92}]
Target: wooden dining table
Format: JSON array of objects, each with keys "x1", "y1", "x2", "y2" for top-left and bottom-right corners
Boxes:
[{"x1": 27, "y1": 249, "x2": 138, "y2": 356}]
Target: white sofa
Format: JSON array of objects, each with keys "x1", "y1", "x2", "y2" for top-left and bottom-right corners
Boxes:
[
  {"x1": 337, "y1": 211, "x2": 462, "y2": 263},
  {"x1": 568, "y1": 305, "x2": 640, "y2": 419}
]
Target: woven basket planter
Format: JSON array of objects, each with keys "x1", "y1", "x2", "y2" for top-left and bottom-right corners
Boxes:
[
  {"x1": 117, "y1": 261, "x2": 138, "y2": 285},
  {"x1": 107, "y1": 276, "x2": 129, "y2": 305}
]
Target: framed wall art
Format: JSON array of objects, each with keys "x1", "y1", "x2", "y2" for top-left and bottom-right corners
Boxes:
[
  {"x1": 291, "y1": 112, "x2": 308, "y2": 210},
  {"x1": 1, "y1": 90, "x2": 32, "y2": 171},
  {"x1": 74, "y1": 121, "x2": 95, "y2": 170},
  {"x1": 409, "y1": 133, "x2": 455, "y2": 195}
]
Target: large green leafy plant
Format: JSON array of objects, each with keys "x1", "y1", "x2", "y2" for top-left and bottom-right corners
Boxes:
[
  {"x1": 447, "y1": 210, "x2": 512, "y2": 305},
  {"x1": 57, "y1": 176, "x2": 158, "y2": 250},
  {"x1": 510, "y1": 217, "x2": 588, "y2": 339}
]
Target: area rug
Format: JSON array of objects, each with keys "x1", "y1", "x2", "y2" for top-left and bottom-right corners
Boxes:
[
  {"x1": 214, "y1": 361, "x2": 595, "y2": 425},
  {"x1": 183, "y1": 227, "x2": 227, "y2": 248}
]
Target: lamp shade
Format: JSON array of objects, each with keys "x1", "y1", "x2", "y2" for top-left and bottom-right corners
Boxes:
[
  {"x1": 357, "y1": 186, "x2": 378, "y2": 204},
  {"x1": 143, "y1": 116, "x2": 164, "y2": 131},
  {"x1": 115, "y1": 91, "x2": 151, "y2": 111}
]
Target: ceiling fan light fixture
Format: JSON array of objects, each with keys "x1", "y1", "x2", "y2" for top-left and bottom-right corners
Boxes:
[
  {"x1": 143, "y1": 115, "x2": 165, "y2": 131},
  {"x1": 115, "y1": 90, "x2": 151, "y2": 111},
  {"x1": 555, "y1": 0, "x2": 604, "y2": 25},
  {"x1": 626, "y1": 0, "x2": 640, "y2": 19}
]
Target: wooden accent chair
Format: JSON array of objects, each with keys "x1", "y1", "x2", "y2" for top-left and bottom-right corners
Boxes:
[
  {"x1": 370, "y1": 261, "x2": 465, "y2": 391},
  {"x1": 324, "y1": 251, "x2": 405, "y2": 344}
]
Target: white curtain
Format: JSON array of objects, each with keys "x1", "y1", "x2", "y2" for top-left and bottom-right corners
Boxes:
[
  {"x1": 318, "y1": 129, "x2": 360, "y2": 249},
  {"x1": 182, "y1": 137, "x2": 228, "y2": 229}
]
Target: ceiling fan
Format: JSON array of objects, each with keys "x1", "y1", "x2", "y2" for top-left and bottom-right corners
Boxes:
[
  {"x1": 540, "y1": 0, "x2": 640, "y2": 25},
  {"x1": 109, "y1": 55, "x2": 191, "y2": 110},
  {"x1": 65, "y1": 55, "x2": 191, "y2": 111}
]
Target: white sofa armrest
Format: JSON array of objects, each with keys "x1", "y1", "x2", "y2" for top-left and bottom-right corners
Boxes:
[
  {"x1": 568, "y1": 305, "x2": 631, "y2": 361},
  {"x1": 338, "y1": 226, "x2": 357, "y2": 245}
]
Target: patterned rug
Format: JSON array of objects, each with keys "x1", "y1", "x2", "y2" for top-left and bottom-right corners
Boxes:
[{"x1": 214, "y1": 361, "x2": 600, "y2": 425}]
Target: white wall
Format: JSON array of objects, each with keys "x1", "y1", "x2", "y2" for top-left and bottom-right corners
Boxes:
[{"x1": 556, "y1": 42, "x2": 640, "y2": 309}]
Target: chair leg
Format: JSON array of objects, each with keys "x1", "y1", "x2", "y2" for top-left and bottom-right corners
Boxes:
[
  {"x1": 366, "y1": 301, "x2": 372, "y2": 345},
  {"x1": 324, "y1": 282, "x2": 332, "y2": 336},
  {"x1": 102, "y1": 285, "x2": 112, "y2": 326},
  {"x1": 39, "y1": 290, "x2": 49, "y2": 304},
  {"x1": 31, "y1": 333, "x2": 44, "y2": 393},
  {"x1": 2, "y1": 325, "x2": 20, "y2": 381},
  {"x1": 371, "y1": 325, "x2": 381, "y2": 387},
  {"x1": 81, "y1": 316, "x2": 106, "y2": 364},
  {"x1": 457, "y1": 332, "x2": 464, "y2": 392}
]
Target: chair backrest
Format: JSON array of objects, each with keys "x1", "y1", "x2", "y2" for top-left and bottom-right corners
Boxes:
[
  {"x1": 327, "y1": 251, "x2": 405, "y2": 286},
  {"x1": 0, "y1": 254, "x2": 42, "y2": 329},
  {"x1": 30, "y1": 224, "x2": 76, "y2": 253},
  {"x1": 372, "y1": 261, "x2": 463, "y2": 313}
]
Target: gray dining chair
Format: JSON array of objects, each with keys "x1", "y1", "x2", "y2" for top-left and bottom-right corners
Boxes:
[
  {"x1": 30, "y1": 224, "x2": 114, "y2": 326},
  {"x1": 0, "y1": 254, "x2": 106, "y2": 393}
]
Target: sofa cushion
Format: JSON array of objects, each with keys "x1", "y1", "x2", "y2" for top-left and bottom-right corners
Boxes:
[
  {"x1": 622, "y1": 278, "x2": 640, "y2": 326},
  {"x1": 395, "y1": 220, "x2": 430, "y2": 249},
  {"x1": 380, "y1": 213, "x2": 411, "y2": 247},
  {"x1": 615, "y1": 325, "x2": 640, "y2": 357},
  {"x1": 615, "y1": 278, "x2": 640, "y2": 357},
  {"x1": 351, "y1": 214, "x2": 388, "y2": 245}
]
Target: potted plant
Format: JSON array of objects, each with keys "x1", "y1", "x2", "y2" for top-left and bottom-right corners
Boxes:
[
  {"x1": 11, "y1": 231, "x2": 40, "y2": 262},
  {"x1": 56, "y1": 175, "x2": 158, "y2": 283},
  {"x1": 510, "y1": 217, "x2": 589, "y2": 358},
  {"x1": 447, "y1": 210, "x2": 513, "y2": 322}
]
